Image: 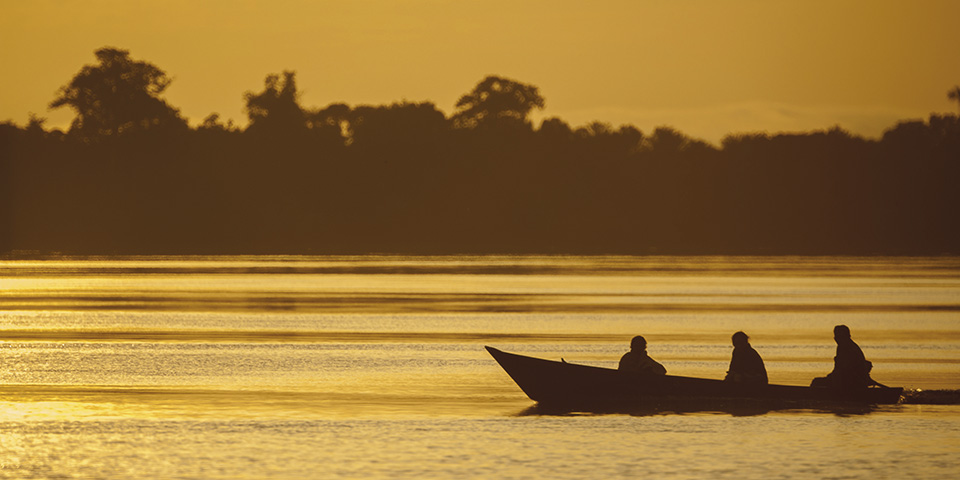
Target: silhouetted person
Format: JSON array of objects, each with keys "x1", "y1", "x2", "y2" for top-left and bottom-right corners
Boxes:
[
  {"x1": 811, "y1": 325, "x2": 873, "y2": 389},
  {"x1": 618, "y1": 335, "x2": 667, "y2": 375},
  {"x1": 724, "y1": 331, "x2": 768, "y2": 385}
]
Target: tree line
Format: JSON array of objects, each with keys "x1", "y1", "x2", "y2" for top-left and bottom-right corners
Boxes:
[{"x1": 2, "y1": 47, "x2": 958, "y2": 255}]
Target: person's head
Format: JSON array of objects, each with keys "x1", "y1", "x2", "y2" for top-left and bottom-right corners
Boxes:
[
  {"x1": 732, "y1": 331, "x2": 749, "y2": 347},
  {"x1": 630, "y1": 335, "x2": 647, "y2": 352},
  {"x1": 834, "y1": 325, "x2": 851, "y2": 342}
]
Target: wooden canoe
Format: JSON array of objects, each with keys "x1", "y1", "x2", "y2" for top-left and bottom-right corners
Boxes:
[{"x1": 486, "y1": 346, "x2": 903, "y2": 409}]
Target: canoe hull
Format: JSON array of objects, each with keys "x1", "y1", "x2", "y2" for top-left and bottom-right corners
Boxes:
[{"x1": 486, "y1": 346, "x2": 903, "y2": 408}]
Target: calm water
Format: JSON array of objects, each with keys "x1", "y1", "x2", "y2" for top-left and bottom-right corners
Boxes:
[{"x1": 1, "y1": 256, "x2": 959, "y2": 479}]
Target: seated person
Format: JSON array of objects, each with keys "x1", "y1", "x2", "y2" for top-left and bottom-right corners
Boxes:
[
  {"x1": 619, "y1": 335, "x2": 667, "y2": 375},
  {"x1": 724, "y1": 331, "x2": 768, "y2": 385},
  {"x1": 810, "y1": 325, "x2": 874, "y2": 389}
]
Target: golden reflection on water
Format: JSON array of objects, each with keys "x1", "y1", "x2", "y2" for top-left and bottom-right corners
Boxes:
[
  {"x1": 2, "y1": 267, "x2": 959, "y2": 314},
  {"x1": 2, "y1": 256, "x2": 959, "y2": 328},
  {"x1": 1, "y1": 255, "x2": 959, "y2": 418},
  {"x1": 1, "y1": 258, "x2": 959, "y2": 480},
  {"x1": 0, "y1": 376, "x2": 527, "y2": 421}
]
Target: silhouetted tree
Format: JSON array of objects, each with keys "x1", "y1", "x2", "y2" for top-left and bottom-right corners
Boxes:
[
  {"x1": 244, "y1": 71, "x2": 307, "y2": 136},
  {"x1": 949, "y1": 86, "x2": 960, "y2": 114},
  {"x1": 24, "y1": 114, "x2": 48, "y2": 139},
  {"x1": 5, "y1": 54, "x2": 960, "y2": 256},
  {"x1": 308, "y1": 102, "x2": 352, "y2": 146},
  {"x1": 926, "y1": 113, "x2": 960, "y2": 146},
  {"x1": 348, "y1": 102, "x2": 448, "y2": 150},
  {"x1": 642, "y1": 126, "x2": 693, "y2": 155},
  {"x1": 538, "y1": 117, "x2": 574, "y2": 139},
  {"x1": 576, "y1": 121, "x2": 614, "y2": 138},
  {"x1": 572, "y1": 122, "x2": 644, "y2": 157},
  {"x1": 198, "y1": 113, "x2": 237, "y2": 132},
  {"x1": 882, "y1": 114, "x2": 960, "y2": 157},
  {"x1": 881, "y1": 120, "x2": 930, "y2": 145},
  {"x1": 452, "y1": 75, "x2": 545, "y2": 129},
  {"x1": 49, "y1": 47, "x2": 185, "y2": 141}
]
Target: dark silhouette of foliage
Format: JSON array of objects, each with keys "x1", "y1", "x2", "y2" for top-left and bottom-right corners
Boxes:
[
  {"x1": 642, "y1": 126, "x2": 716, "y2": 157},
  {"x1": 49, "y1": 47, "x2": 186, "y2": 141},
  {"x1": 308, "y1": 103, "x2": 351, "y2": 146},
  {"x1": 244, "y1": 71, "x2": 307, "y2": 137},
  {"x1": 452, "y1": 75, "x2": 545, "y2": 129},
  {"x1": 348, "y1": 102, "x2": 449, "y2": 150},
  {"x1": 199, "y1": 113, "x2": 237, "y2": 132},
  {"x1": 949, "y1": 86, "x2": 960, "y2": 114},
  {"x1": 3, "y1": 47, "x2": 959, "y2": 256},
  {"x1": 538, "y1": 117, "x2": 575, "y2": 141}
]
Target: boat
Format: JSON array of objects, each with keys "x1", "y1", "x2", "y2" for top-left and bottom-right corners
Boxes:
[{"x1": 486, "y1": 346, "x2": 903, "y2": 410}]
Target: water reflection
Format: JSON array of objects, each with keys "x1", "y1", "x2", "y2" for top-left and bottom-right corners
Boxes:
[
  {"x1": 5, "y1": 289, "x2": 960, "y2": 314},
  {"x1": 3, "y1": 256, "x2": 959, "y2": 316},
  {"x1": 3, "y1": 255, "x2": 959, "y2": 277},
  {"x1": 1, "y1": 255, "x2": 959, "y2": 416},
  {"x1": 0, "y1": 385, "x2": 529, "y2": 421},
  {"x1": 0, "y1": 256, "x2": 958, "y2": 480},
  {"x1": 515, "y1": 402, "x2": 886, "y2": 417}
]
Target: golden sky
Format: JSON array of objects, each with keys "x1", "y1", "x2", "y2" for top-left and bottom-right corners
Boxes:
[{"x1": 1, "y1": 0, "x2": 958, "y2": 143}]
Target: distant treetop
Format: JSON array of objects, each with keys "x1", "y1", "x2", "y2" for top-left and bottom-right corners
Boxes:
[
  {"x1": 49, "y1": 47, "x2": 185, "y2": 141},
  {"x1": 452, "y1": 75, "x2": 545, "y2": 129}
]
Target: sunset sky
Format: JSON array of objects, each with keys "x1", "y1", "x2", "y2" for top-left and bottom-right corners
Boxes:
[{"x1": 2, "y1": 0, "x2": 958, "y2": 143}]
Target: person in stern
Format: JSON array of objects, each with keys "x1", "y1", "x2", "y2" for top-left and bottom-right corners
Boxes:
[
  {"x1": 723, "y1": 331, "x2": 768, "y2": 385},
  {"x1": 811, "y1": 324, "x2": 875, "y2": 389},
  {"x1": 618, "y1": 335, "x2": 667, "y2": 375}
]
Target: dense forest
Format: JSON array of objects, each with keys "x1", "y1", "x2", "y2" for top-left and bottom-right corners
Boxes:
[{"x1": 2, "y1": 48, "x2": 959, "y2": 255}]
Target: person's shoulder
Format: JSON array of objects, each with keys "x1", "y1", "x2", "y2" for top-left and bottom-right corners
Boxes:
[{"x1": 842, "y1": 339, "x2": 864, "y2": 351}]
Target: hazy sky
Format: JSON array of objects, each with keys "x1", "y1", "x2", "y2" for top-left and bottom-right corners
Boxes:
[{"x1": 2, "y1": 0, "x2": 958, "y2": 143}]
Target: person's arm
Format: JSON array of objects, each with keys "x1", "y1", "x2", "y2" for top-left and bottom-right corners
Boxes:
[
  {"x1": 650, "y1": 358, "x2": 667, "y2": 375},
  {"x1": 729, "y1": 349, "x2": 743, "y2": 373}
]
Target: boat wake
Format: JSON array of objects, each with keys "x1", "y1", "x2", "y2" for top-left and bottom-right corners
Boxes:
[{"x1": 900, "y1": 389, "x2": 960, "y2": 405}]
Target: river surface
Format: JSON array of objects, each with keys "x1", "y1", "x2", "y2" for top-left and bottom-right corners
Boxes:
[{"x1": 1, "y1": 256, "x2": 959, "y2": 479}]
